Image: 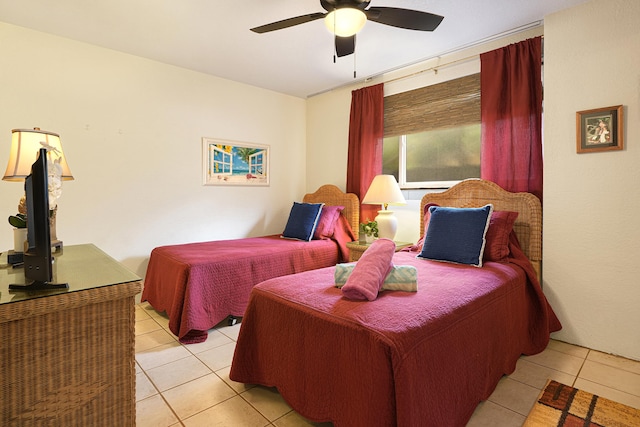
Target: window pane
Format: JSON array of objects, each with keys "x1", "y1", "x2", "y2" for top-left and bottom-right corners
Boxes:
[
  {"x1": 405, "y1": 125, "x2": 480, "y2": 183},
  {"x1": 382, "y1": 136, "x2": 399, "y2": 181}
]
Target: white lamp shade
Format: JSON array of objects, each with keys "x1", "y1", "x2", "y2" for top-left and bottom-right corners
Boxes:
[
  {"x1": 363, "y1": 175, "x2": 406, "y2": 240},
  {"x1": 362, "y1": 175, "x2": 406, "y2": 208},
  {"x1": 324, "y1": 8, "x2": 367, "y2": 37},
  {"x1": 3, "y1": 128, "x2": 73, "y2": 181}
]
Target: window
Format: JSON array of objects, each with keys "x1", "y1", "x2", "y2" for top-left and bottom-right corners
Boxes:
[
  {"x1": 383, "y1": 125, "x2": 480, "y2": 188},
  {"x1": 383, "y1": 74, "x2": 481, "y2": 189}
]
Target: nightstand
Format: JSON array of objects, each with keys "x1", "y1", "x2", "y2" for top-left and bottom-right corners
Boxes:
[{"x1": 345, "y1": 240, "x2": 413, "y2": 262}]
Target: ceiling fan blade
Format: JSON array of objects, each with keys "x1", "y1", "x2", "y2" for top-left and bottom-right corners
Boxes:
[
  {"x1": 250, "y1": 12, "x2": 326, "y2": 34},
  {"x1": 366, "y1": 7, "x2": 444, "y2": 31},
  {"x1": 335, "y1": 35, "x2": 355, "y2": 57}
]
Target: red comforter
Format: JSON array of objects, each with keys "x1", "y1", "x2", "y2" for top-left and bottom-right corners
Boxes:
[
  {"x1": 142, "y1": 234, "x2": 346, "y2": 343},
  {"x1": 229, "y1": 242, "x2": 561, "y2": 426}
]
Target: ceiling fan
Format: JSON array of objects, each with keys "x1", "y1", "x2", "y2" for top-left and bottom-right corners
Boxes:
[{"x1": 250, "y1": 0, "x2": 444, "y2": 58}]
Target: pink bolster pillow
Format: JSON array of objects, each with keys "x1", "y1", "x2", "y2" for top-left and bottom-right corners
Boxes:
[{"x1": 341, "y1": 238, "x2": 395, "y2": 301}]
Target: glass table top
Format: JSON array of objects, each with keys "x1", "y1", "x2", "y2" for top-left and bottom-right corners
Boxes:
[{"x1": 0, "y1": 243, "x2": 141, "y2": 305}]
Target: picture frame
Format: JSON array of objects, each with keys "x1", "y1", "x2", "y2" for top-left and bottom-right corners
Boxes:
[
  {"x1": 576, "y1": 105, "x2": 624, "y2": 153},
  {"x1": 202, "y1": 138, "x2": 270, "y2": 186}
]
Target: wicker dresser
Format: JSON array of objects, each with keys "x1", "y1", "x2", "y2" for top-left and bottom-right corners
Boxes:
[{"x1": 0, "y1": 244, "x2": 141, "y2": 426}]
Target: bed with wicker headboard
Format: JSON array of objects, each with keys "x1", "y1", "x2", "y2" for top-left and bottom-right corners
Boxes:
[
  {"x1": 229, "y1": 179, "x2": 560, "y2": 427},
  {"x1": 303, "y1": 184, "x2": 360, "y2": 240},
  {"x1": 142, "y1": 184, "x2": 359, "y2": 344},
  {"x1": 420, "y1": 178, "x2": 543, "y2": 281}
]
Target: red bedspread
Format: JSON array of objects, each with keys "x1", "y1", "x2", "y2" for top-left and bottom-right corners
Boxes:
[
  {"x1": 142, "y1": 235, "x2": 342, "y2": 343},
  {"x1": 230, "y1": 245, "x2": 561, "y2": 426}
]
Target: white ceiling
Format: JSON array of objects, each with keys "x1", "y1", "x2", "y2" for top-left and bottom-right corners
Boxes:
[{"x1": 0, "y1": 0, "x2": 590, "y2": 98}]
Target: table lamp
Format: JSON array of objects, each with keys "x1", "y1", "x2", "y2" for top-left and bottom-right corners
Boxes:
[
  {"x1": 362, "y1": 175, "x2": 406, "y2": 240},
  {"x1": 3, "y1": 128, "x2": 73, "y2": 249}
]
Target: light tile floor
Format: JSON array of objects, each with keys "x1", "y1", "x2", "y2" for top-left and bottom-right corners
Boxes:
[{"x1": 135, "y1": 302, "x2": 640, "y2": 426}]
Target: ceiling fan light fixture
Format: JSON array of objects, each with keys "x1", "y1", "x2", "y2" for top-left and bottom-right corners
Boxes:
[{"x1": 324, "y1": 8, "x2": 367, "y2": 37}]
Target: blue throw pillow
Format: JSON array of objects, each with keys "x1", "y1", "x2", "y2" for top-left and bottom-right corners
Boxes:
[
  {"x1": 282, "y1": 202, "x2": 324, "y2": 242},
  {"x1": 417, "y1": 204, "x2": 494, "y2": 267}
]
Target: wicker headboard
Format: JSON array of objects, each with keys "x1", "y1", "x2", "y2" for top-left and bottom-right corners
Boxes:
[
  {"x1": 420, "y1": 179, "x2": 542, "y2": 281},
  {"x1": 303, "y1": 185, "x2": 360, "y2": 239}
]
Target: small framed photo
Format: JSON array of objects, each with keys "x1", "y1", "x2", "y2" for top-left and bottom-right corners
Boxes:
[
  {"x1": 576, "y1": 105, "x2": 624, "y2": 153},
  {"x1": 202, "y1": 138, "x2": 270, "y2": 186}
]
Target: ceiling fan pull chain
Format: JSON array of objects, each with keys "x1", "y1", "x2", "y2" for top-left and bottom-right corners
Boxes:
[
  {"x1": 353, "y1": 36, "x2": 357, "y2": 79},
  {"x1": 333, "y1": 8, "x2": 337, "y2": 63}
]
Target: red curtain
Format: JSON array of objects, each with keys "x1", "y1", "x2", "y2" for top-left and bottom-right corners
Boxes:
[
  {"x1": 480, "y1": 36, "x2": 543, "y2": 202},
  {"x1": 346, "y1": 83, "x2": 384, "y2": 222}
]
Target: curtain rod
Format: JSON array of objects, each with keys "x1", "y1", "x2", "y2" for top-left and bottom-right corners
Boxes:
[
  {"x1": 381, "y1": 30, "x2": 544, "y2": 86},
  {"x1": 308, "y1": 20, "x2": 543, "y2": 98},
  {"x1": 379, "y1": 54, "x2": 478, "y2": 86}
]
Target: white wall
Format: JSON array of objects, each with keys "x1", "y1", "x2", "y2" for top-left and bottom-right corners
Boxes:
[
  {"x1": 306, "y1": 89, "x2": 352, "y2": 193},
  {"x1": 543, "y1": 0, "x2": 640, "y2": 360},
  {"x1": 0, "y1": 23, "x2": 307, "y2": 277}
]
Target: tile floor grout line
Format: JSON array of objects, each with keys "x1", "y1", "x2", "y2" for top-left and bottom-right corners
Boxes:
[
  {"x1": 176, "y1": 393, "x2": 242, "y2": 425},
  {"x1": 523, "y1": 347, "x2": 585, "y2": 378},
  {"x1": 237, "y1": 390, "x2": 279, "y2": 425},
  {"x1": 572, "y1": 349, "x2": 590, "y2": 388},
  {"x1": 487, "y1": 394, "x2": 533, "y2": 420}
]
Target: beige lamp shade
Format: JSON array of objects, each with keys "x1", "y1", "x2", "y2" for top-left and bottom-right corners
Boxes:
[
  {"x1": 362, "y1": 175, "x2": 406, "y2": 210},
  {"x1": 362, "y1": 175, "x2": 406, "y2": 240},
  {"x1": 3, "y1": 128, "x2": 73, "y2": 181},
  {"x1": 324, "y1": 8, "x2": 367, "y2": 37}
]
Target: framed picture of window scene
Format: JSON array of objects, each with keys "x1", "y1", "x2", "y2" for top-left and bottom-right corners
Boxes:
[
  {"x1": 576, "y1": 105, "x2": 624, "y2": 153},
  {"x1": 202, "y1": 138, "x2": 269, "y2": 186}
]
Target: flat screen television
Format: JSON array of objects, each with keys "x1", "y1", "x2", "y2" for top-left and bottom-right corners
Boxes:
[{"x1": 9, "y1": 148, "x2": 68, "y2": 290}]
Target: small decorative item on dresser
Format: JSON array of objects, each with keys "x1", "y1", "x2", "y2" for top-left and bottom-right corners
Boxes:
[
  {"x1": 8, "y1": 213, "x2": 27, "y2": 253},
  {"x1": 3, "y1": 128, "x2": 74, "y2": 249}
]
